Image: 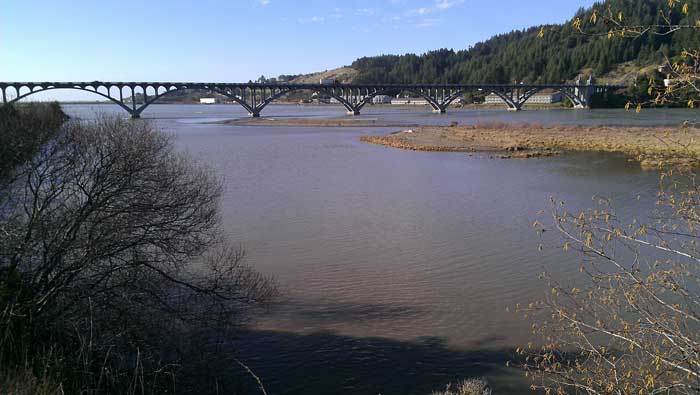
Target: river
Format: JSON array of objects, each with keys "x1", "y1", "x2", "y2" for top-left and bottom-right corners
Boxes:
[{"x1": 62, "y1": 103, "x2": 692, "y2": 395}]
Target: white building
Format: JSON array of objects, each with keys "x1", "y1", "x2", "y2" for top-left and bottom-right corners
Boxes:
[
  {"x1": 484, "y1": 90, "x2": 562, "y2": 105},
  {"x1": 483, "y1": 94, "x2": 503, "y2": 105},
  {"x1": 391, "y1": 98, "x2": 429, "y2": 106},
  {"x1": 372, "y1": 95, "x2": 392, "y2": 104},
  {"x1": 527, "y1": 90, "x2": 563, "y2": 104},
  {"x1": 199, "y1": 98, "x2": 217, "y2": 104}
]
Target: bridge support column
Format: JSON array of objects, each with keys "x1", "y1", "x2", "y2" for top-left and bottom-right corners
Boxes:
[
  {"x1": 249, "y1": 111, "x2": 261, "y2": 118},
  {"x1": 507, "y1": 106, "x2": 522, "y2": 112},
  {"x1": 131, "y1": 113, "x2": 141, "y2": 119},
  {"x1": 347, "y1": 109, "x2": 361, "y2": 116}
]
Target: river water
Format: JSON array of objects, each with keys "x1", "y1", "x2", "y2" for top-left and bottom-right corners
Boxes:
[{"x1": 62, "y1": 103, "x2": 696, "y2": 395}]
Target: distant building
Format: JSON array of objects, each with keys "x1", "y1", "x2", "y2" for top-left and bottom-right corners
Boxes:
[
  {"x1": 484, "y1": 94, "x2": 503, "y2": 105},
  {"x1": 391, "y1": 98, "x2": 429, "y2": 105},
  {"x1": 372, "y1": 95, "x2": 392, "y2": 104},
  {"x1": 484, "y1": 90, "x2": 562, "y2": 105},
  {"x1": 526, "y1": 90, "x2": 562, "y2": 104},
  {"x1": 200, "y1": 98, "x2": 218, "y2": 104}
]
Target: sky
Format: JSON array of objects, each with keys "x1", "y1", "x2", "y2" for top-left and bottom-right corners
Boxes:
[{"x1": 2, "y1": 0, "x2": 598, "y2": 100}]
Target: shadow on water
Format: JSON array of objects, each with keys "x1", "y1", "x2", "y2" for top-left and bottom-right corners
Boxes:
[
  {"x1": 232, "y1": 329, "x2": 523, "y2": 395},
  {"x1": 263, "y1": 300, "x2": 424, "y2": 325}
]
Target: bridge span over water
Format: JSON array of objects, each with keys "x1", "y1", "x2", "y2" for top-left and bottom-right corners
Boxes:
[{"x1": 0, "y1": 80, "x2": 623, "y2": 119}]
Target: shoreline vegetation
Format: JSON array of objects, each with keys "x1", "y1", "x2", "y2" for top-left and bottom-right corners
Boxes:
[
  {"x1": 360, "y1": 123, "x2": 700, "y2": 168},
  {"x1": 0, "y1": 103, "x2": 277, "y2": 394}
]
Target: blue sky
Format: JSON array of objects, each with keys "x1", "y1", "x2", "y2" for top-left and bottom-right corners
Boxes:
[{"x1": 2, "y1": 0, "x2": 597, "y2": 99}]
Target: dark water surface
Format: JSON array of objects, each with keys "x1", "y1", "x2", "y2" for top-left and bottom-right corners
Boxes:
[{"x1": 63, "y1": 103, "x2": 675, "y2": 394}]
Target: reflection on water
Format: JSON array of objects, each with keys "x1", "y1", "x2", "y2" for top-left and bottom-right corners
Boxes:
[{"x1": 63, "y1": 104, "x2": 666, "y2": 395}]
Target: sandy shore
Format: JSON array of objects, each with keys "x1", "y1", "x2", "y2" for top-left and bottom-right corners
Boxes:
[
  {"x1": 216, "y1": 117, "x2": 414, "y2": 128},
  {"x1": 360, "y1": 124, "x2": 700, "y2": 168}
]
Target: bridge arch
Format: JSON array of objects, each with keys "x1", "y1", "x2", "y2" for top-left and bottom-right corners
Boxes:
[
  {"x1": 556, "y1": 87, "x2": 586, "y2": 108},
  {"x1": 488, "y1": 90, "x2": 522, "y2": 111},
  {"x1": 354, "y1": 88, "x2": 452, "y2": 113},
  {"x1": 131, "y1": 85, "x2": 257, "y2": 117},
  {"x1": 5, "y1": 85, "x2": 135, "y2": 115},
  {"x1": 248, "y1": 87, "x2": 364, "y2": 117},
  {"x1": 516, "y1": 87, "x2": 544, "y2": 105},
  {"x1": 481, "y1": 86, "x2": 589, "y2": 110}
]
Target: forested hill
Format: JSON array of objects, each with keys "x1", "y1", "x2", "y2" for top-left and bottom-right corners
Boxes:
[{"x1": 350, "y1": 0, "x2": 700, "y2": 85}]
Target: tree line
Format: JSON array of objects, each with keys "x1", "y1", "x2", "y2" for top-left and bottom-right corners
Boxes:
[{"x1": 350, "y1": 0, "x2": 700, "y2": 86}]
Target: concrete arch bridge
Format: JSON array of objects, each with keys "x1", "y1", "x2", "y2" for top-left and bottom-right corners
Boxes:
[{"x1": 0, "y1": 80, "x2": 622, "y2": 119}]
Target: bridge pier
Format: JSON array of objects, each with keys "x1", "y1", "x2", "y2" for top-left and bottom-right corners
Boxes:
[
  {"x1": 347, "y1": 109, "x2": 361, "y2": 116},
  {"x1": 249, "y1": 111, "x2": 261, "y2": 118},
  {"x1": 432, "y1": 108, "x2": 447, "y2": 114},
  {"x1": 507, "y1": 106, "x2": 522, "y2": 112}
]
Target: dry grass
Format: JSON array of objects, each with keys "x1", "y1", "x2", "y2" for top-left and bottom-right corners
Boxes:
[
  {"x1": 290, "y1": 67, "x2": 359, "y2": 84},
  {"x1": 0, "y1": 370, "x2": 62, "y2": 395},
  {"x1": 431, "y1": 378, "x2": 492, "y2": 395},
  {"x1": 362, "y1": 124, "x2": 700, "y2": 168}
]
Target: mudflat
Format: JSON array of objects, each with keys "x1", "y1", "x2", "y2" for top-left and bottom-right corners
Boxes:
[{"x1": 361, "y1": 123, "x2": 700, "y2": 168}]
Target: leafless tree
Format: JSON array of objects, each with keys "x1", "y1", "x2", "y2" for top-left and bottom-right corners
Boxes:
[
  {"x1": 519, "y1": 172, "x2": 700, "y2": 395},
  {"x1": 518, "y1": 3, "x2": 700, "y2": 393},
  {"x1": 0, "y1": 115, "x2": 276, "y2": 393}
]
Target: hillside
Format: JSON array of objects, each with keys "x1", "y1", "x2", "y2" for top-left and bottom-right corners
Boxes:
[
  {"x1": 128, "y1": 0, "x2": 700, "y2": 105},
  {"x1": 347, "y1": 0, "x2": 700, "y2": 85},
  {"x1": 289, "y1": 67, "x2": 358, "y2": 84}
]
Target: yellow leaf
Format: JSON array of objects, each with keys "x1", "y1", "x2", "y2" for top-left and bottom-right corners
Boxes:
[
  {"x1": 590, "y1": 11, "x2": 598, "y2": 24},
  {"x1": 636, "y1": 103, "x2": 642, "y2": 113},
  {"x1": 572, "y1": 18, "x2": 582, "y2": 31},
  {"x1": 618, "y1": 11, "x2": 624, "y2": 22},
  {"x1": 538, "y1": 27, "x2": 545, "y2": 38},
  {"x1": 646, "y1": 374, "x2": 654, "y2": 388},
  {"x1": 683, "y1": 3, "x2": 689, "y2": 14}
]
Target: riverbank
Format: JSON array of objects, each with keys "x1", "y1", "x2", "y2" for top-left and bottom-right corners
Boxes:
[{"x1": 361, "y1": 123, "x2": 700, "y2": 168}]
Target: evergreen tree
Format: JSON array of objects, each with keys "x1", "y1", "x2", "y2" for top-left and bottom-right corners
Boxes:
[{"x1": 350, "y1": 0, "x2": 700, "y2": 85}]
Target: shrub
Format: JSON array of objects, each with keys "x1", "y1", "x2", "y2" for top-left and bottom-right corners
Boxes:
[
  {"x1": 0, "y1": 110, "x2": 277, "y2": 393},
  {"x1": 431, "y1": 378, "x2": 492, "y2": 395},
  {"x1": 0, "y1": 102, "x2": 67, "y2": 182}
]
